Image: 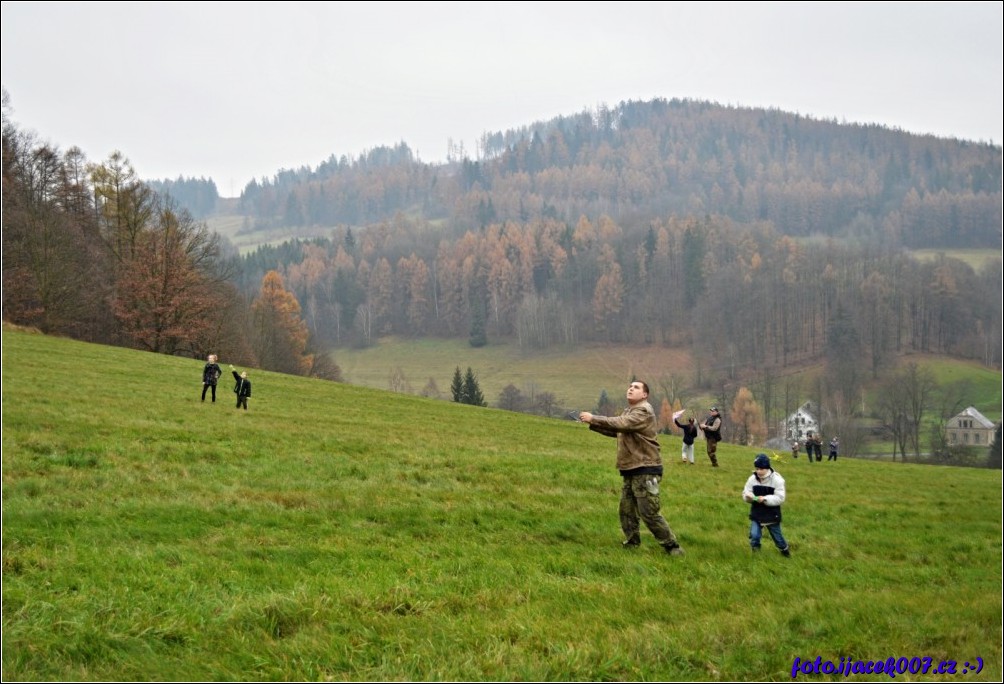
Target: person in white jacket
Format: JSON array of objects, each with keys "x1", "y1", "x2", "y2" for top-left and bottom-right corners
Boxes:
[{"x1": 742, "y1": 453, "x2": 791, "y2": 556}]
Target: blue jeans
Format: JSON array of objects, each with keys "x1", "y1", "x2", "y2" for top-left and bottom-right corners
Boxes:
[{"x1": 750, "y1": 520, "x2": 788, "y2": 551}]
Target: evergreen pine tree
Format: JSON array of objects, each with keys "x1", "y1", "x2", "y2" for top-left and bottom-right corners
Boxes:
[
  {"x1": 463, "y1": 366, "x2": 486, "y2": 406},
  {"x1": 597, "y1": 389, "x2": 617, "y2": 415},
  {"x1": 450, "y1": 366, "x2": 464, "y2": 402},
  {"x1": 469, "y1": 304, "x2": 487, "y2": 348}
]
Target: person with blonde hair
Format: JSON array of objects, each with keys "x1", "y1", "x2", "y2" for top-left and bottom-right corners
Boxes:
[{"x1": 201, "y1": 354, "x2": 222, "y2": 402}]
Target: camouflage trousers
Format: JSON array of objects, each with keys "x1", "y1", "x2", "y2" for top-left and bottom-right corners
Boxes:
[
  {"x1": 620, "y1": 473, "x2": 678, "y2": 547},
  {"x1": 706, "y1": 438, "x2": 720, "y2": 466}
]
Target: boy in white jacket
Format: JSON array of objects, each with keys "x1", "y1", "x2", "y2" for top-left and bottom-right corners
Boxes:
[{"x1": 742, "y1": 453, "x2": 791, "y2": 556}]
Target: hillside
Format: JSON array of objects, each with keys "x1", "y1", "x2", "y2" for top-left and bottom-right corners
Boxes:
[
  {"x1": 227, "y1": 98, "x2": 1001, "y2": 248},
  {"x1": 3, "y1": 327, "x2": 1001, "y2": 681}
]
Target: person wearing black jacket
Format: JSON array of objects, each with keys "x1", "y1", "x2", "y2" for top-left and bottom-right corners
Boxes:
[
  {"x1": 807, "y1": 432, "x2": 823, "y2": 462},
  {"x1": 229, "y1": 365, "x2": 252, "y2": 411},
  {"x1": 674, "y1": 413, "x2": 699, "y2": 464},
  {"x1": 201, "y1": 354, "x2": 222, "y2": 402},
  {"x1": 698, "y1": 406, "x2": 722, "y2": 467}
]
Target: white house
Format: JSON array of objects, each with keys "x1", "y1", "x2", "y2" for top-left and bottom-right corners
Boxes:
[
  {"x1": 781, "y1": 402, "x2": 819, "y2": 442},
  {"x1": 946, "y1": 406, "x2": 997, "y2": 448}
]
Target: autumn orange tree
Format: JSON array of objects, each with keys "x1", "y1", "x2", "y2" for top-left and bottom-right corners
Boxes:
[
  {"x1": 110, "y1": 193, "x2": 226, "y2": 355},
  {"x1": 251, "y1": 270, "x2": 312, "y2": 375},
  {"x1": 731, "y1": 386, "x2": 767, "y2": 447}
]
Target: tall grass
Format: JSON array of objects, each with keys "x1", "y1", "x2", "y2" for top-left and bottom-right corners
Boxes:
[{"x1": 2, "y1": 327, "x2": 1001, "y2": 681}]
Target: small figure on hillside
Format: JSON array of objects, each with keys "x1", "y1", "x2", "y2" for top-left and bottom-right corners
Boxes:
[
  {"x1": 578, "y1": 381, "x2": 685, "y2": 556},
  {"x1": 742, "y1": 453, "x2": 790, "y2": 556},
  {"x1": 828, "y1": 436, "x2": 839, "y2": 461},
  {"x1": 790, "y1": 440, "x2": 800, "y2": 459},
  {"x1": 673, "y1": 411, "x2": 699, "y2": 465},
  {"x1": 230, "y1": 364, "x2": 252, "y2": 411},
  {"x1": 201, "y1": 354, "x2": 222, "y2": 402},
  {"x1": 805, "y1": 432, "x2": 822, "y2": 462},
  {"x1": 698, "y1": 406, "x2": 723, "y2": 467}
]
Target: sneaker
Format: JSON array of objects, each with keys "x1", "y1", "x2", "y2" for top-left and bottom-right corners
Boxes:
[
  {"x1": 622, "y1": 539, "x2": 640, "y2": 548},
  {"x1": 781, "y1": 547, "x2": 791, "y2": 557},
  {"x1": 664, "y1": 543, "x2": 685, "y2": 556}
]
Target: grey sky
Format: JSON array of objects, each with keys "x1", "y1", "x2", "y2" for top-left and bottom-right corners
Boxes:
[{"x1": 3, "y1": 1, "x2": 1001, "y2": 197}]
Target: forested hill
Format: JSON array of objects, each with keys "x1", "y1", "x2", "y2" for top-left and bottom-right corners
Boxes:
[{"x1": 231, "y1": 98, "x2": 1001, "y2": 249}]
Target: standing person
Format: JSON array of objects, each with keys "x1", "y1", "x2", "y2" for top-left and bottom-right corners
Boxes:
[
  {"x1": 229, "y1": 364, "x2": 252, "y2": 411},
  {"x1": 742, "y1": 453, "x2": 791, "y2": 556},
  {"x1": 579, "y1": 381, "x2": 685, "y2": 556},
  {"x1": 674, "y1": 412, "x2": 699, "y2": 465},
  {"x1": 201, "y1": 354, "x2": 222, "y2": 402},
  {"x1": 812, "y1": 434, "x2": 824, "y2": 462},
  {"x1": 805, "y1": 432, "x2": 819, "y2": 462},
  {"x1": 698, "y1": 406, "x2": 723, "y2": 467},
  {"x1": 790, "y1": 440, "x2": 800, "y2": 460},
  {"x1": 828, "y1": 436, "x2": 839, "y2": 461}
]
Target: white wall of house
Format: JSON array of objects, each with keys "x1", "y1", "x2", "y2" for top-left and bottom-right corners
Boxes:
[
  {"x1": 946, "y1": 406, "x2": 996, "y2": 447},
  {"x1": 781, "y1": 405, "x2": 819, "y2": 441}
]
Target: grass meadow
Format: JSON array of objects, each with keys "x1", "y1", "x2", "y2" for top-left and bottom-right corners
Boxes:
[
  {"x1": 2, "y1": 327, "x2": 1001, "y2": 681},
  {"x1": 335, "y1": 335, "x2": 697, "y2": 412}
]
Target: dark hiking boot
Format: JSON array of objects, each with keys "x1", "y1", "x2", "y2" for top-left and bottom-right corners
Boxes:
[
  {"x1": 663, "y1": 543, "x2": 685, "y2": 556},
  {"x1": 781, "y1": 547, "x2": 791, "y2": 557},
  {"x1": 622, "y1": 537, "x2": 640, "y2": 548}
]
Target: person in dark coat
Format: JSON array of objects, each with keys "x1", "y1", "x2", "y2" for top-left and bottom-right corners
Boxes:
[
  {"x1": 201, "y1": 354, "x2": 222, "y2": 402},
  {"x1": 698, "y1": 406, "x2": 722, "y2": 467},
  {"x1": 805, "y1": 432, "x2": 822, "y2": 462},
  {"x1": 229, "y1": 364, "x2": 252, "y2": 411},
  {"x1": 674, "y1": 413, "x2": 699, "y2": 464}
]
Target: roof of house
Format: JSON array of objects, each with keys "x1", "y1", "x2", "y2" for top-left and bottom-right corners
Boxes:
[
  {"x1": 783, "y1": 402, "x2": 817, "y2": 421},
  {"x1": 952, "y1": 406, "x2": 996, "y2": 429}
]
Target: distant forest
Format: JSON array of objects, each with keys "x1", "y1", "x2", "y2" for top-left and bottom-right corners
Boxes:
[
  {"x1": 227, "y1": 98, "x2": 1001, "y2": 247},
  {"x1": 4, "y1": 93, "x2": 1002, "y2": 407}
]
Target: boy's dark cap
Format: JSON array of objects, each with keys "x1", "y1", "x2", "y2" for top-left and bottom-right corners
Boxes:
[{"x1": 754, "y1": 453, "x2": 771, "y2": 469}]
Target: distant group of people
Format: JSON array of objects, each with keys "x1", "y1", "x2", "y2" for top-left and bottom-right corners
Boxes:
[
  {"x1": 577, "y1": 382, "x2": 791, "y2": 558},
  {"x1": 791, "y1": 432, "x2": 838, "y2": 462},
  {"x1": 201, "y1": 354, "x2": 252, "y2": 410}
]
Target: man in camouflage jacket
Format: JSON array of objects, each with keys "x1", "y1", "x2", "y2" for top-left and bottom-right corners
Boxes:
[{"x1": 579, "y1": 381, "x2": 684, "y2": 556}]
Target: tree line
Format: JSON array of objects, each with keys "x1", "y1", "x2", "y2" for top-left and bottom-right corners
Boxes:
[
  {"x1": 2, "y1": 92, "x2": 339, "y2": 382},
  {"x1": 235, "y1": 98, "x2": 1000, "y2": 250},
  {"x1": 237, "y1": 214, "x2": 1001, "y2": 375}
]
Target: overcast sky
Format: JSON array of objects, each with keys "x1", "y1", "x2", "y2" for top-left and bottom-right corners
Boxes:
[{"x1": 3, "y1": 1, "x2": 1001, "y2": 197}]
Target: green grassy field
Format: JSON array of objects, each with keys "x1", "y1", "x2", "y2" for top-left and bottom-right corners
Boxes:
[
  {"x1": 335, "y1": 337, "x2": 1003, "y2": 434},
  {"x1": 2, "y1": 327, "x2": 1001, "y2": 681},
  {"x1": 336, "y1": 335, "x2": 698, "y2": 413}
]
